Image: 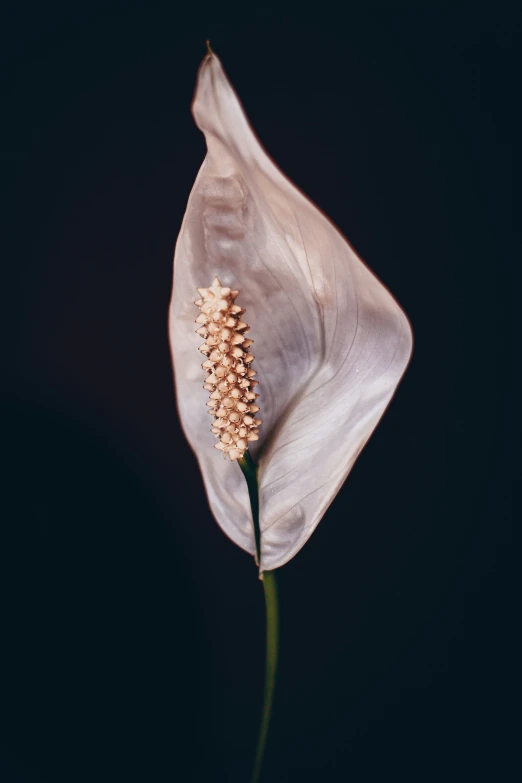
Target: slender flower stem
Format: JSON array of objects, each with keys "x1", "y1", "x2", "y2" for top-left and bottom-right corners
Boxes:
[
  {"x1": 239, "y1": 450, "x2": 261, "y2": 564},
  {"x1": 252, "y1": 569, "x2": 278, "y2": 783},
  {"x1": 239, "y1": 451, "x2": 279, "y2": 783}
]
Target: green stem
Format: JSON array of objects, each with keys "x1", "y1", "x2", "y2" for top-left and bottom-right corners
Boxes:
[
  {"x1": 238, "y1": 451, "x2": 279, "y2": 783},
  {"x1": 252, "y1": 569, "x2": 278, "y2": 783},
  {"x1": 239, "y1": 450, "x2": 261, "y2": 564}
]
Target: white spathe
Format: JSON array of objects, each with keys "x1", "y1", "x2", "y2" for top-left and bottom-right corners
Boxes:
[{"x1": 169, "y1": 52, "x2": 413, "y2": 571}]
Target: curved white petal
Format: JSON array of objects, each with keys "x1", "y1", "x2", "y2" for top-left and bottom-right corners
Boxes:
[{"x1": 169, "y1": 53, "x2": 413, "y2": 570}]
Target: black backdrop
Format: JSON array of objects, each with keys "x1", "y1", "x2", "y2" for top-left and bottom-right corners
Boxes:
[{"x1": 1, "y1": 3, "x2": 516, "y2": 782}]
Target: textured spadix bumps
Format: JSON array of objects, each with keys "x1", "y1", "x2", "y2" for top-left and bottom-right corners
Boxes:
[
  {"x1": 195, "y1": 277, "x2": 261, "y2": 460},
  {"x1": 169, "y1": 52, "x2": 413, "y2": 571}
]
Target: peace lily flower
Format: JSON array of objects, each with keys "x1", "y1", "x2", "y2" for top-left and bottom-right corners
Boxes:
[
  {"x1": 169, "y1": 49, "x2": 413, "y2": 573},
  {"x1": 169, "y1": 46, "x2": 413, "y2": 783}
]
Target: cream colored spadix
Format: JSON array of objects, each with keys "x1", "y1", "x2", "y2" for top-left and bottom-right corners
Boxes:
[
  {"x1": 169, "y1": 52, "x2": 413, "y2": 571},
  {"x1": 195, "y1": 277, "x2": 261, "y2": 461}
]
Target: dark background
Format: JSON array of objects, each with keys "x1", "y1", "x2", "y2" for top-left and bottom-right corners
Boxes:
[{"x1": 1, "y1": 3, "x2": 516, "y2": 782}]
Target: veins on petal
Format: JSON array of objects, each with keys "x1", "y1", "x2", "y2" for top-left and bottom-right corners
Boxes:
[
  {"x1": 306, "y1": 286, "x2": 360, "y2": 398},
  {"x1": 261, "y1": 477, "x2": 337, "y2": 533}
]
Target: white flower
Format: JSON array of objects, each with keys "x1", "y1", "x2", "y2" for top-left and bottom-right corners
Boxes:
[{"x1": 169, "y1": 52, "x2": 413, "y2": 571}]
